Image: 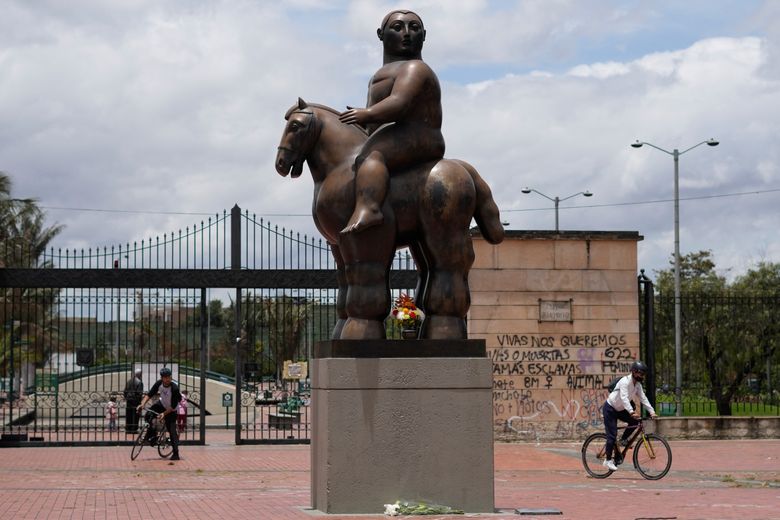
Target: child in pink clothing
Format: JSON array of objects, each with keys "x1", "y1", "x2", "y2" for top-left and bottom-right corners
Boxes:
[
  {"x1": 176, "y1": 390, "x2": 188, "y2": 433},
  {"x1": 105, "y1": 395, "x2": 118, "y2": 431}
]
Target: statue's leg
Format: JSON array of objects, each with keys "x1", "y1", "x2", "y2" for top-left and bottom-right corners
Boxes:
[
  {"x1": 338, "y1": 228, "x2": 396, "y2": 339},
  {"x1": 341, "y1": 150, "x2": 387, "y2": 234},
  {"x1": 408, "y1": 242, "x2": 428, "y2": 313},
  {"x1": 330, "y1": 244, "x2": 348, "y2": 339},
  {"x1": 418, "y1": 162, "x2": 477, "y2": 340},
  {"x1": 342, "y1": 126, "x2": 444, "y2": 235}
]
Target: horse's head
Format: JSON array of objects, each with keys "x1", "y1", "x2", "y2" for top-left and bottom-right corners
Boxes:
[{"x1": 276, "y1": 97, "x2": 320, "y2": 178}]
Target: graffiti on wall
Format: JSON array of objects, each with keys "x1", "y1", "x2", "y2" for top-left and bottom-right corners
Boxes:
[{"x1": 490, "y1": 333, "x2": 637, "y2": 440}]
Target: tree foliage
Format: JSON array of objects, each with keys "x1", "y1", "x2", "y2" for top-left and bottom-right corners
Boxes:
[
  {"x1": 216, "y1": 294, "x2": 312, "y2": 381},
  {"x1": 653, "y1": 251, "x2": 780, "y2": 415},
  {"x1": 0, "y1": 172, "x2": 64, "y2": 375}
]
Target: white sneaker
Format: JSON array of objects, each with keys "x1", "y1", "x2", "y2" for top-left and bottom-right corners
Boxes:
[{"x1": 603, "y1": 459, "x2": 618, "y2": 471}]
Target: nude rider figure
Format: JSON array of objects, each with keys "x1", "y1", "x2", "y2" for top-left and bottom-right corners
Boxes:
[{"x1": 338, "y1": 10, "x2": 445, "y2": 234}]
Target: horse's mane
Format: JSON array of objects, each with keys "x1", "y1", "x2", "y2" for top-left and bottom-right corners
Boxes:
[{"x1": 285, "y1": 101, "x2": 369, "y2": 137}]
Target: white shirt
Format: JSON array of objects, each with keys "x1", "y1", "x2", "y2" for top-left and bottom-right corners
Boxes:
[{"x1": 607, "y1": 374, "x2": 656, "y2": 415}]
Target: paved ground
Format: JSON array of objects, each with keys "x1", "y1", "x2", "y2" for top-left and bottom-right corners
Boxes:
[{"x1": 0, "y1": 432, "x2": 778, "y2": 520}]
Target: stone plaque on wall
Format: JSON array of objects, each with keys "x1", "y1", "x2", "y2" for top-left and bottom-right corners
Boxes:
[{"x1": 538, "y1": 299, "x2": 572, "y2": 322}]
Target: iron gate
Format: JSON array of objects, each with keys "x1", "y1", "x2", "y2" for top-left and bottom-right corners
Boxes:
[{"x1": 1, "y1": 205, "x2": 416, "y2": 446}]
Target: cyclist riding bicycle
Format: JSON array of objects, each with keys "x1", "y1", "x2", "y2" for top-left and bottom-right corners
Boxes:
[
  {"x1": 602, "y1": 360, "x2": 657, "y2": 471},
  {"x1": 137, "y1": 367, "x2": 182, "y2": 460}
]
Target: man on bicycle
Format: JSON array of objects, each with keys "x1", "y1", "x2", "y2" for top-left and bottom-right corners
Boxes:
[
  {"x1": 137, "y1": 367, "x2": 182, "y2": 460},
  {"x1": 602, "y1": 360, "x2": 657, "y2": 471}
]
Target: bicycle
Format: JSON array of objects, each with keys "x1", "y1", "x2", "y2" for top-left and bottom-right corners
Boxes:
[
  {"x1": 581, "y1": 418, "x2": 672, "y2": 480},
  {"x1": 130, "y1": 408, "x2": 173, "y2": 461}
]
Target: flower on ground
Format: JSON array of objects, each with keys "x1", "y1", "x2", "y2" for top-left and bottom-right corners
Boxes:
[
  {"x1": 384, "y1": 500, "x2": 464, "y2": 515},
  {"x1": 384, "y1": 503, "x2": 400, "y2": 516}
]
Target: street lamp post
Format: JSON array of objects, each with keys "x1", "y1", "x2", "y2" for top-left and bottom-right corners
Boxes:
[
  {"x1": 631, "y1": 138, "x2": 719, "y2": 417},
  {"x1": 520, "y1": 188, "x2": 593, "y2": 232}
]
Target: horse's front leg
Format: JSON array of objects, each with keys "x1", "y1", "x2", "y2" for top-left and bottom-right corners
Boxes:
[
  {"x1": 329, "y1": 243, "x2": 348, "y2": 339},
  {"x1": 338, "y1": 230, "x2": 396, "y2": 340}
]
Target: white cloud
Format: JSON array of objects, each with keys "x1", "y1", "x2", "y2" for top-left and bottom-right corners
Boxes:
[
  {"x1": 568, "y1": 62, "x2": 631, "y2": 79},
  {"x1": 443, "y1": 35, "x2": 779, "y2": 274},
  {"x1": 0, "y1": 1, "x2": 778, "y2": 279}
]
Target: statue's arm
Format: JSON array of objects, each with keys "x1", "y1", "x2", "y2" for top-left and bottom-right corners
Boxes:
[
  {"x1": 364, "y1": 61, "x2": 427, "y2": 123},
  {"x1": 339, "y1": 61, "x2": 429, "y2": 127}
]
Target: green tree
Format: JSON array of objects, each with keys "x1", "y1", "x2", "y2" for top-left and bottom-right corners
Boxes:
[
  {"x1": 654, "y1": 250, "x2": 727, "y2": 292},
  {"x1": 208, "y1": 299, "x2": 225, "y2": 327},
  {"x1": 654, "y1": 252, "x2": 780, "y2": 415},
  {"x1": 0, "y1": 172, "x2": 64, "y2": 269},
  {"x1": 219, "y1": 294, "x2": 311, "y2": 382},
  {"x1": 732, "y1": 262, "x2": 780, "y2": 292},
  {"x1": 732, "y1": 262, "x2": 780, "y2": 399},
  {"x1": 0, "y1": 173, "x2": 64, "y2": 381}
]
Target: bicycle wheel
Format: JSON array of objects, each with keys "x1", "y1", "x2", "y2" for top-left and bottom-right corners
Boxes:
[
  {"x1": 130, "y1": 425, "x2": 148, "y2": 461},
  {"x1": 157, "y1": 432, "x2": 173, "y2": 458},
  {"x1": 581, "y1": 433, "x2": 613, "y2": 478},
  {"x1": 633, "y1": 433, "x2": 672, "y2": 480}
]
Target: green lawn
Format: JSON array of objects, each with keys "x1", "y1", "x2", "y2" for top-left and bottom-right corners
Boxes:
[{"x1": 657, "y1": 400, "x2": 780, "y2": 417}]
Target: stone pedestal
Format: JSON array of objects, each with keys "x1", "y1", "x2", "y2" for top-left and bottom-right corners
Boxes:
[{"x1": 311, "y1": 340, "x2": 495, "y2": 514}]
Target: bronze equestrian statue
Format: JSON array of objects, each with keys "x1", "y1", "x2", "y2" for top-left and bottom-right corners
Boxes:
[{"x1": 275, "y1": 10, "x2": 503, "y2": 340}]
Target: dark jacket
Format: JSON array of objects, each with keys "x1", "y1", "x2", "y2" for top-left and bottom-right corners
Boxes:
[
  {"x1": 123, "y1": 376, "x2": 144, "y2": 405},
  {"x1": 147, "y1": 379, "x2": 182, "y2": 412}
]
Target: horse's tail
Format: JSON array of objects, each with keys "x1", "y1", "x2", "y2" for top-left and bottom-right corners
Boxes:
[{"x1": 454, "y1": 160, "x2": 505, "y2": 245}]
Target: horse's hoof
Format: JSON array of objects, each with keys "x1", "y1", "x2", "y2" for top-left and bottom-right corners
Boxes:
[
  {"x1": 421, "y1": 316, "x2": 467, "y2": 339},
  {"x1": 340, "y1": 318, "x2": 386, "y2": 339}
]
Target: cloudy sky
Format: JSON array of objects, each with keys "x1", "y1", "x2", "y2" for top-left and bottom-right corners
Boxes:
[{"x1": 2, "y1": 0, "x2": 779, "y2": 280}]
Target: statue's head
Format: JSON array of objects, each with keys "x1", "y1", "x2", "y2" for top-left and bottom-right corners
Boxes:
[{"x1": 377, "y1": 9, "x2": 425, "y2": 58}]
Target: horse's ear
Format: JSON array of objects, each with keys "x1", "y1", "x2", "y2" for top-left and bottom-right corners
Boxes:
[{"x1": 297, "y1": 97, "x2": 308, "y2": 109}]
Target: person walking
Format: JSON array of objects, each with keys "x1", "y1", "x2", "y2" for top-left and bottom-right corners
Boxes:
[
  {"x1": 123, "y1": 368, "x2": 143, "y2": 433},
  {"x1": 137, "y1": 367, "x2": 182, "y2": 460}
]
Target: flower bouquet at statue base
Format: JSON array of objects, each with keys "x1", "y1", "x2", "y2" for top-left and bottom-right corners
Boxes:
[
  {"x1": 391, "y1": 293, "x2": 424, "y2": 339},
  {"x1": 384, "y1": 500, "x2": 464, "y2": 516}
]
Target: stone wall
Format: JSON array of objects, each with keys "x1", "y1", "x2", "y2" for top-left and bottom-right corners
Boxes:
[
  {"x1": 656, "y1": 416, "x2": 780, "y2": 439},
  {"x1": 469, "y1": 230, "x2": 643, "y2": 441}
]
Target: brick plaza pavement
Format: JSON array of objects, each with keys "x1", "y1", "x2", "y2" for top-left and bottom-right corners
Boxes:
[{"x1": 0, "y1": 432, "x2": 777, "y2": 520}]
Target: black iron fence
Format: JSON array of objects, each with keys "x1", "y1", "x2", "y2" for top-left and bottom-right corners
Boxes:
[
  {"x1": 641, "y1": 280, "x2": 780, "y2": 416},
  {"x1": 1, "y1": 205, "x2": 417, "y2": 446}
]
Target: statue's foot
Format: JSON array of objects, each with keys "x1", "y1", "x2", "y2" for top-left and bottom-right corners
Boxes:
[
  {"x1": 421, "y1": 316, "x2": 467, "y2": 340},
  {"x1": 340, "y1": 207, "x2": 384, "y2": 234},
  {"x1": 340, "y1": 318, "x2": 386, "y2": 339}
]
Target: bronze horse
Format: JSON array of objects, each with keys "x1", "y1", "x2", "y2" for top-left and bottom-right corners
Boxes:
[{"x1": 275, "y1": 98, "x2": 504, "y2": 340}]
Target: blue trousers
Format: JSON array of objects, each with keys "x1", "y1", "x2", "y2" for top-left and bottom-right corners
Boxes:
[{"x1": 602, "y1": 402, "x2": 638, "y2": 460}]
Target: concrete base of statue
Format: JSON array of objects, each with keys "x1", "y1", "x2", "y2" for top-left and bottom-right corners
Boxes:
[{"x1": 310, "y1": 339, "x2": 495, "y2": 514}]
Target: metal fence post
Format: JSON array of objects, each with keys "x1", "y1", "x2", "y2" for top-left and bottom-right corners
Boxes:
[
  {"x1": 231, "y1": 205, "x2": 242, "y2": 444},
  {"x1": 639, "y1": 270, "x2": 657, "y2": 409},
  {"x1": 199, "y1": 287, "x2": 207, "y2": 444}
]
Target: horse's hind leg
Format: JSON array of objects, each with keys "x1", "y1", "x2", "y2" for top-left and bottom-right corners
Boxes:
[
  {"x1": 418, "y1": 234, "x2": 474, "y2": 339},
  {"x1": 408, "y1": 242, "x2": 429, "y2": 312},
  {"x1": 418, "y1": 163, "x2": 476, "y2": 340}
]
